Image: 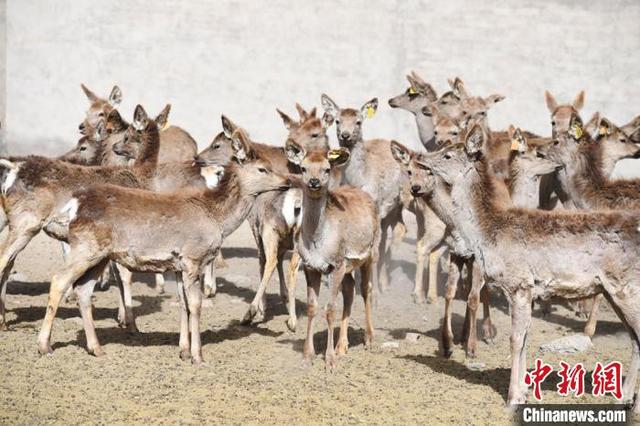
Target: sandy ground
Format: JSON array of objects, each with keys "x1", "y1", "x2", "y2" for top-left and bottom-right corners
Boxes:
[{"x1": 0, "y1": 217, "x2": 635, "y2": 425}]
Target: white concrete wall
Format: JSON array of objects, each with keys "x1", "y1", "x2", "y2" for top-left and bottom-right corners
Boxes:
[{"x1": 3, "y1": 0, "x2": 640, "y2": 173}]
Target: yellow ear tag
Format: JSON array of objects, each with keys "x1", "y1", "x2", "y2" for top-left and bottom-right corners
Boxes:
[
  {"x1": 408, "y1": 87, "x2": 417, "y2": 95},
  {"x1": 599, "y1": 126, "x2": 608, "y2": 136},
  {"x1": 366, "y1": 106, "x2": 375, "y2": 119},
  {"x1": 327, "y1": 150, "x2": 342, "y2": 161},
  {"x1": 510, "y1": 139, "x2": 520, "y2": 151},
  {"x1": 569, "y1": 123, "x2": 583, "y2": 140},
  {"x1": 161, "y1": 121, "x2": 170, "y2": 131}
]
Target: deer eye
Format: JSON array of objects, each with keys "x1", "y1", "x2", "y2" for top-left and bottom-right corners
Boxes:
[
  {"x1": 258, "y1": 167, "x2": 269, "y2": 174},
  {"x1": 444, "y1": 153, "x2": 452, "y2": 160},
  {"x1": 407, "y1": 170, "x2": 412, "y2": 176},
  {"x1": 451, "y1": 131, "x2": 458, "y2": 137},
  {"x1": 434, "y1": 131, "x2": 438, "y2": 136},
  {"x1": 551, "y1": 121, "x2": 556, "y2": 126},
  {"x1": 311, "y1": 133, "x2": 319, "y2": 138},
  {"x1": 98, "y1": 112, "x2": 105, "y2": 118},
  {"x1": 323, "y1": 168, "x2": 330, "y2": 174},
  {"x1": 553, "y1": 140, "x2": 560, "y2": 146},
  {"x1": 301, "y1": 167, "x2": 307, "y2": 173},
  {"x1": 620, "y1": 138, "x2": 627, "y2": 144},
  {"x1": 356, "y1": 120, "x2": 362, "y2": 126},
  {"x1": 212, "y1": 144, "x2": 220, "y2": 149},
  {"x1": 335, "y1": 120, "x2": 340, "y2": 125},
  {"x1": 80, "y1": 146, "x2": 87, "y2": 152}
]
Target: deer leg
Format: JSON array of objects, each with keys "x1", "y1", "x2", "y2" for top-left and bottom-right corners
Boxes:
[
  {"x1": 413, "y1": 210, "x2": 427, "y2": 304},
  {"x1": 243, "y1": 229, "x2": 278, "y2": 324},
  {"x1": 376, "y1": 218, "x2": 391, "y2": 294},
  {"x1": 285, "y1": 250, "x2": 300, "y2": 332},
  {"x1": 276, "y1": 251, "x2": 289, "y2": 306},
  {"x1": 203, "y1": 260, "x2": 216, "y2": 298},
  {"x1": 0, "y1": 225, "x2": 40, "y2": 330},
  {"x1": 427, "y1": 244, "x2": 447, "y2": 304},
  {"x1": 506, "y1": 287, "x2": 533, "y2": 408},
  {"x1": 183, "y1": 268, "x2": 203, "y2": 365},
  {"x1": 302, "y1": 268, "x2": 321, "y2": 366},
  {"x1": 175, "y1": 272, "x2": 190, "y2": 361},
  {"x1": 583, "y1": 294, "x2": 603, "y2": 338},
  {"x1": 37, "y1": 252, "x2": 106, "y2": 355},
  {"x1": 325, "y1": 264, "x2": 346, "y2": 372},
  {"x1": 60, "y1": 242, "x2": 75, "y2": 303},
  {"x1": 360, "y1": 258, "x2": 375, "y2": 349},
  {"x1": 214, "y1": 251, "x2": 227, "y2": 269},
  {"x1": 480, "y1": 276, "x2": 496, "y2": 343},
  {"x1": 442, "y1": 254, "x2": 462, "y2": 358},
  {"x1": 336, "y1": 273, "x2": 355, "y2": 357},
  {"x1": 112, "y1": 263, "x2": 137, "y2": 332},
  {"x1": 391, "y1": 216, "x2": 406, "y2": 248},
  {"x1": 154, "y1": 273, "x2": 166, "y2": 295},
  {"x1": 463, "y1": 260, "x2": 483, "y2": 358},
  {"x1": 75, "y1": 260, "x2": 109, "y2": 357}
]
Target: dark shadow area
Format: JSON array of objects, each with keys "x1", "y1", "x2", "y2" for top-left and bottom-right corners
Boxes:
[
  {"x1": 220, "y1": 246, "x2": 259, "y2": 260},
  {"x1": 6, "y1": 280, "x2": 50, "y2": 296},
  {"x1": 277, "y1": 326, "x2": 367, "y2": 354},
  {"x1": 51, "y1": 318, "x2": 284, "y2": 351}
]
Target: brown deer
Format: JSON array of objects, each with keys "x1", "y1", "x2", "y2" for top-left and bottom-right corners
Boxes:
[
  {"x1": 79, "y1": 84, "x2": 198, "y2": 164},
  {"x1": 239, "y1": 106, "x2": 332, "y2": 330},
  {"x1": 320, "y1": 94, "x2": 405, "y2": 295},
  {"x1": 419, "y1": 123, "x2": 640, "y2": 410},
  {"x1": 37, "y1": 128, "x2": 290, "y2": 363},
  {"x1": 0, "y1": 105, "x2": 162, "y2": 330},
  {"x1": 285, "y1": 140, "x2": 378, "y2": 370}
]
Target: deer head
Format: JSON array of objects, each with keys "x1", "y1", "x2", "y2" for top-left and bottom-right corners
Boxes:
[
  {"x1": 277, "y1": 105, "x2": 330, "y2": 152},
  {"x1": 285, "y1": 140, "x2": 349, "y2": 198},
  {"x1": 321, "y1": 94, "x2": 377, "y2": 148},
  {"x1": 388, "y1": 71, "x2": 438, "y2": 113},
  {"x1": 79, "y1": 84, "x2": 122, "y2": 135},
  {"x1": 194, "y1": 115, "x2": 237, "y2": 166},
  {"x1": 112, "y1": 105, "x2": 163, "y2": 163},
  {"x1": 59, "y1": 121, "x2": 108, "y2": 165},
  {"x1": 507, "y1": 125, "x2": 563, "y2": 178},
  {"x1": 544, "y1": 90, "x2": 585, "y2": 138},
  {"x1": 389, "y1": 140, "x2": 437, "y2": 197}
]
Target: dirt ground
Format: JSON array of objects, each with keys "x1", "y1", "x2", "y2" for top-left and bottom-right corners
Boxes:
[{"x1": 0, "y1": 217, "x2": 635, "y2": 425}]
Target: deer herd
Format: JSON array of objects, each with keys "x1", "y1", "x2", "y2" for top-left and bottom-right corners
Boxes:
[{"x1": 1, "y1": 73, "x2": 640, "y2": 410}]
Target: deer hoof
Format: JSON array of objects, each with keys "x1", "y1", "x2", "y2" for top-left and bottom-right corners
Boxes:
[
  {"x1": 426, "y1": 295, "x2": 437, "y2": 304},
  {"x1": 443, "y1": 348, "x2": 454, "y2": 359},
  {"x1": 179, "y1": 349, "x2": 191, "y2": 361},
  {"x1": 241, "y1": 305, "x2": 258, "y2": 325},
  {"x1": 38, "y1": 343, "x2": 53, "y2": 356},
  {"x1": 325, "y1": 354, "x2": 337, "y2": 372},
  {"x1": 412, "y1": 292, "x2": 426, "y2": 304},
  {"x1": 286, "y1": 317, "x2": 297, "y2": 332},
  {"x1": 89, "y1": 346, "x2": 106, "y2": 357}
]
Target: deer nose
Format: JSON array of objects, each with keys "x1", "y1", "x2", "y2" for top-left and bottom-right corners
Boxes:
[
  {"x1": 78, "y1": 123, "x2": 85, "y2": 131},
  {"x1": 411, "y1": 185, "x2": 421, "y2": 195},
  {"x1": 308, "y1": 178, "x2": 321, "y2": 189},
  {"x1": 388, "y1": 98, "x2": 397, "y2": 108},
  {"x1": 340, "y1": 132, "x2": 350, "y2": 140}
]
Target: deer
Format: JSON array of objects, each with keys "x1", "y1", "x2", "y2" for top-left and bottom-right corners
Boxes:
[
  {"x1": 285, "y1": 140, "x2": 379, "y2": 370},
  {"x1": 79, "y1": 84, "x2": 198, "y2": 164},
  {"x1": 37, "y1": 127, "x2": 291, "y2": 364},
  {"x1": 0, "y1": 105, "x2": 163, "y2": 331},
  {"x1": 545, "y1": 108, "x2": 640, "y2": 338},
  {"x1": 238, "y1": 106, "x2": 333, "y2": 331},
  {"x1": 320, "y1": 94, "x2": 407, "y2": 296},
  {"x1": 418, "y1": 122, "x2": 640, "y2": 410},
  {"x1": 390, "y1": 127, "x2": 561, "y2": 358}
]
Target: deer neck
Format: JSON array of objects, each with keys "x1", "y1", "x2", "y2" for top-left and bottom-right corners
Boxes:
[
  {"x1": 508, "y1": 164, "x2": 541, "y2": 209},
  {"x1": 563, "y1": 143, "x2": 606, "y2": 209},
  {"x1": 202, "y1": 164, "x2": 254, "y2": 239},
  {"x1": 133, "y1": 124, "x2": 160, "y2": 169},
  {"x1": 414, "y1": 113, "x2": 438, "y2": 151},
  {"x1": 300, "y1": 188, "x2": 329, "y2": 246},
  {"x1": 342, "y1": 139, "x2": 366, "y2": 184}
]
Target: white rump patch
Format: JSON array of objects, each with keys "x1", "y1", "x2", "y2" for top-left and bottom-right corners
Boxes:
[
  {"x1": 282, "y1": 188, "x2": 303, "y2": 228},
  {"x1": 200, "y1": 165, "x2": 225, "y2": 189},
  {"x1": 0, "y1": 159, "x2": 20, "y2": 195},
  {"x1": 61, "y1": 198, "x2": 79, "y2": 222}
]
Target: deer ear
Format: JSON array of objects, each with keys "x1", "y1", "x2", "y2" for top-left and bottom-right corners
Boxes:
[
  {"x1": 360, "y1": 98, "x2": 378, "y2": 120},
  {"x1": 231, "y1": 130, "x2": 251, "y2": 163},
  {"x1": 132, "y1": 105, "x2": 148, "y2": 130},
  {"x1": 321, "y1": 94, "x2": 339, "y2": 118},
  {"x1": 511, "y1": 128, "x2": 527, "y2": 153},
  {"x1": 598, "y1": 117, "x2": 613, "y2": 137},
  {"x1": 484, "y1": 94, "x2": 505, "y2": 107},
  {"x1": 94, "y1": 121, "x2": 108, "y2": 141},
  {"x1": 544, "y1": 90, "x2": 558, "y2": 113},
  {"x1": 507, "y1": 124, "x2": 516, "y2": 140},
  {"x1": 465, "y1": 124, "x2": 485, "y2": 155},
  {"x1": 221, "y1": 115, "x2": 238, "y2": 138},
  {"x1": 81, "y1": 84, "x2": 98, "y2": 102},
  {"x1": 327, "y1": 148, "x2": 350, "y2": 168},
  {"x1": 321, "y1": 112, "x2": 334, "y2": 129},
  {"x1": 409, "y1": 72, "x2": 438, "y2": 102},
  {"x1": 277, "y1": 109, "x2": 296, "y2": 130},
  {"x1": 108, "y1": 85, "x2": 122, "y2": 106},
  {"x1": 155, "y1": 104, "x2": 171, "y2": 130},
  {"x1": 295, "y1": 103, "x2": 309, "y2": 121},
  {"x1": 106, "y1": 109, "x2": 126, "y2": 132},
  {"x1": 584, "y1": 111, "x2": 600, "y2": 136},
  {"x1": 450, "y1": 77, "x2": 469, "y2": 99},
  {"x1": 390, "y1": 140, "x2": 412, "y2": 165},
  {"x1": 621, "y1": 114, "x2": 640, "y2": 139},
  {"x1": 572, "y1": 90, "x2": 585, "y2": 111},
  {"x1": 568, "y1": 114, "x2": 585, "y2": 141},
  {"x1": 285, "y1": 140, "x2": 305, "y2": 165}
]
